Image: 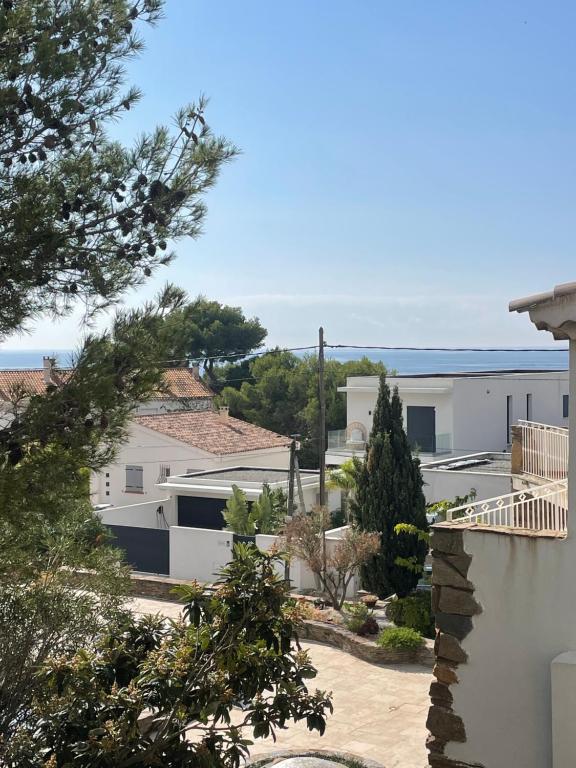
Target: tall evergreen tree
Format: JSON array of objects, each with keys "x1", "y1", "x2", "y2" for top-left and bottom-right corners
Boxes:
[{"x1": 353, "y1": 375, "x2": 428, "y2": 597}]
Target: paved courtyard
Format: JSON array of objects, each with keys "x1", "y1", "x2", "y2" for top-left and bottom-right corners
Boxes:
[{"x1": 129, "y1": 597, "x2": 431, "y2": 767}]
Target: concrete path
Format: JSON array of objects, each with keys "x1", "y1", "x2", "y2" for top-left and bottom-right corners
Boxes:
[{"x1": 129, "y1": 597, "x2": 431, "y2": 767}]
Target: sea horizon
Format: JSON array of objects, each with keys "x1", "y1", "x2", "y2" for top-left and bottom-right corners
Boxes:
[{"x1": 0, "y1": 347, "x2": 569, "y2": 376}]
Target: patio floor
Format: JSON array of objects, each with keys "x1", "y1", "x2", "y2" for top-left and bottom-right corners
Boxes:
[{"x1": 129, "y1": 597, "x2": 431, "y2": 768}]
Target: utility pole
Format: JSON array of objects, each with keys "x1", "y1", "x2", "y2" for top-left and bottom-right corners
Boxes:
[
  {"x1": 318, "y1": 327, "x2": 326, "y2": 506},
  {"x1": 287, "y1": 438, "x2": 296, "y2": 517},
  {"x1": 318, "y1": 326, "x2": 327, "y2": 579}
]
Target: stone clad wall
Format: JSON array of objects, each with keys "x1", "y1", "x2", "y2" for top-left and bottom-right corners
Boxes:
[{"x1": 426, "y1": 526, "x2": 485, "y2": 768}]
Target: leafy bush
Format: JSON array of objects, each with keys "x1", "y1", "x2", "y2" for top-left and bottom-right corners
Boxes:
[
  {"x1": 385, "y1": 590, "x2": 435, "y2": 638},
  {"x1": 342, "y1": 601, "x2": 379, "y2": 636},
  {"x1": 377, "y1": 626, "x2": 423, "y2": 651}
]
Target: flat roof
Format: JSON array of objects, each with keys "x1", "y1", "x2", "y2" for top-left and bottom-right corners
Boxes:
[
  {"x1": 422, "y1": 453, "x2": 511, "y2": 474},
  {"x1": 391, "y1": 369, "x2": 566, "y2": 379},
  {"x1": 181, "y1": 467, "x2": 318, "y2": 483}
]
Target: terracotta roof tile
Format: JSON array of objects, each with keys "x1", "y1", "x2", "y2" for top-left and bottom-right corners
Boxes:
[
  {"x1": 134, "y1": 411, "x2": 292, "y2": 455},
  {"x1": 160, "y1": 368, "x2": 214, "y2": 400},
  {"x1": 0, "y1": 367, "x2": 213, "y2": 401}
]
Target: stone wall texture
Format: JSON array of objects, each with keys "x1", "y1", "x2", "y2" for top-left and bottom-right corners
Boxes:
[
  {"x1": 426, "y1": 526, "x2": 485, "y2": 768},
  {"x1": 298, "y1": 620, "x2": 434, "y2": 667}
]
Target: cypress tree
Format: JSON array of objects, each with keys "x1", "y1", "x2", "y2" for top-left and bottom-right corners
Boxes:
[{"x1": 354, "y1": 375, "x2": 429, "y2": 598}]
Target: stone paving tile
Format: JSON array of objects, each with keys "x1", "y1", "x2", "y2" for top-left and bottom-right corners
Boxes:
[{"x1": 128, "y1": 597, "x2": 431, "y2": 767}]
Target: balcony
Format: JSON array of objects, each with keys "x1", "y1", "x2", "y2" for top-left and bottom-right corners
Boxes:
[
  {"x1": 327, "y1": 429, "x2": 365, "y2": 453},
  {"x1": 514, "y1": 420, "x2": 568, "y2": 481},
  {"x1": 327, "y1": 429, "x2": 453, "y2": 458},
  {"x1": 441, "y1": 419, "x2": 569, "y2": 534},
  {"x1": 444, "y1": 480, "x2": 567, "y2": 533}
]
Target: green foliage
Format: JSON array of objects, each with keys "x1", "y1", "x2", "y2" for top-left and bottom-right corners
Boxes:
[
  {"x1": 224, "y1": 484, "x2": 287, "y2": 536},
  {"x1": 353, "y1": 375, "x2": 429, "y2": 598},
  {"x1": 427, "y1": 489, "x2": 477, "y2": 521},
  {"x1": 0, "y1": 1, "x2": 235, "y2": 339},
  {"x1": 376, "y1": 626, "x2": 423, "y2": 651},
  {"x1": 384, "y1": 591, "x2": 435, "y2": 638},
  {"x1": 342, "y1": 601, "x2": 378, "y2": 636},
  {"x1": 6, "y1": 546, "x2": 333, "y2": 768},
  {"x1": 223, "y1": 353, "x2": 387, "y2": 468},
  {"x1": 160, "y1": 296, "x2": 267, "y2": 383},
  {"x1": 0, "y1": 503, "x2": 129, "y2": 742},
  {"x1": 250, "y1": 483, "x2": 287, "y2": 535},
  {"x1": 223, "y1": 485, "x2": 255, "y2": 536},
  {"x1": 393, "y1": 523, "x2": 430, "y2": 575}
]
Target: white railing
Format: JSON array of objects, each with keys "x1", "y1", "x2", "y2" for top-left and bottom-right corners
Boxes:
[
  {"x1": 445, "y1": 480, "x2": 568, "y2": 533},
  {"x1": 519, "y1": 420, "x2": 569, "y2": 481}
]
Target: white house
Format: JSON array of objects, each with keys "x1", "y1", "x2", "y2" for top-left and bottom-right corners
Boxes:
[
  {"x1": 327, "y1": 369, "x2": 569, "y2": 465},
  {"x1": 98, "y1": 465, "x2": 343, "y2": 590},
  {"x1": 92, "y1": 408, "x2": 294, "y2": 507}
]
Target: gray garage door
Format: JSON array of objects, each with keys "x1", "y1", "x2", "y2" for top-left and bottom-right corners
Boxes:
[
  {"x1": 108, "y1": 525, "x2": 170, "y2": 575},
  {"x1": 407, "y1": 405, "x2": 436, "y2": 453}
]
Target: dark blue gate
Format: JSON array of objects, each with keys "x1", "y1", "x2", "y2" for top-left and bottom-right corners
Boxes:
[{"x1": 108, "y1": 525, "x2": 170, "y2": 575}]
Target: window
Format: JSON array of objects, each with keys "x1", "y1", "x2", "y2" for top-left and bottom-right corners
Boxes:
[
  {"x1": 506, "y1": 395, "x2": 513, "y2": 444},
  {"x1": 526, "y1": 393, "x2": 532, "y2": 421},
  {"x1": 563, "y1": 395, "x2": 569, "y2": 418},
  {"x1": 125, "y1": 465, "x2": 143, "y2": 492},
  {"x1": 158, "y1": 464, "x2": 171, "y2": 482},
  {"x1": 105, "y1": 481, "x2": 110, "y2": 487},
  {"x1": 106, "y1": 491, "x2": 110, "y2": 496}
]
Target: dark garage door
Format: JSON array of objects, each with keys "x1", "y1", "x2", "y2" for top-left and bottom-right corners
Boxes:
[
  {"x1": 177, "y1": 495, "x2": 227, "y2": 530},
  {"x1": 108, "y1": 525, "x2": 169, "y2": 575},
  {"x1": 407, "y1": 405, "x2": 436, "y2": 453}
]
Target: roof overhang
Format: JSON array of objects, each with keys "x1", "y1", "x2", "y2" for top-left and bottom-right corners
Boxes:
[{"x1": 510, "y1": 282, "x2": 576, "y2": 340}]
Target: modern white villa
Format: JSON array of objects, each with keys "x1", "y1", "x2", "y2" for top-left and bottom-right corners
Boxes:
[
  {"x1": 327, "y1": 370, "x2": 569, "y2": 465},
  {"x1": 426, "y1": 282, "x2": 576, "y2": 768}
]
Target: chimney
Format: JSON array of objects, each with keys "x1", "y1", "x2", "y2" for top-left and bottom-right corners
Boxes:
[
  {"x1": 192, "y1": 364, "x2": 200, "y2": 380},
  {"x1": 42, "y1": 356, "x2": 55, "y2": 385},
  {"x1": 218, "y1": 405, "x2": 229, "y2": 420}
]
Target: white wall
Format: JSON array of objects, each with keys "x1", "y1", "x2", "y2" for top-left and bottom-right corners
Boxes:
[
  {"x1": 447, "y1": 530, "x2": 576, "y2": 768},
  {"x1": 92, "y1": 423, "x2": 291, "y2": 507},
  {"x1": 421, "y1": 468, "x2": 512, "y2": 505},
  {"x1": 98, "y1": 497, "x2": 175, "y2": 528},
  {"x1": 452, "y1": 373, "x2": 569, "y2": 454},
  {"x1": 170, "y1": 526, "x2": 234, "y2": 581}
]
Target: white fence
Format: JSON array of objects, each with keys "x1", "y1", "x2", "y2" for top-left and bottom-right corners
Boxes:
[
  {"x1": 519, "y1": 420, "x2": 569, "y2": 481},
  {"x1": 445, "y1": 479, "x2": 568, "y2": 533}
]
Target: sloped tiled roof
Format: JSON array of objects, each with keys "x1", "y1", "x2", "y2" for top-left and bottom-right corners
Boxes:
[
  {"x1": 160, "y1": 368, "x2": 214, "y2": 400},
  {"x1": 134, "y1": 411, "x2": 292, "y2": 456},
  {"x1": 0, "y1": 367, "x2": 213, "y2": 401},
  {"x1": 0, "y1": 369, "x2": 68, "y2": 399}
]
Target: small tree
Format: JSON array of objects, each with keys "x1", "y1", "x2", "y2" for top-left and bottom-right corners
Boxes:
[
  {"x1": 353, "y1": 375, "x2": 429, "y2": 598},
  {"x1": 6, "y1": 547, "x2": 333, "y2": 768},
  {"x1": 327, "y1": 457, "x2": 362, "y2": 522},
  {"x1": 223, "y1": 485, "x2": 255, "y2": 535},
  {"x1": 250, "y1": 483, "x2": 286, "y2": 534},
  {"x1": 283, "y1": 509, "x2": 380, "y2": 609},
  {"x1": 224, "y1": 484, "x2": 287, "y2": 536}
]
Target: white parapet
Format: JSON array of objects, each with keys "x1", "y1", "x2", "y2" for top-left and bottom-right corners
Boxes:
[{"x1": 552, "y1": 651, "x2": 576, "y2": 768}]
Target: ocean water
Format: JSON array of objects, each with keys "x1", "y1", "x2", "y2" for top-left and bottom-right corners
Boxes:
[{"x1": 0, "y1": 347, "x2": 569, "y2": 374}]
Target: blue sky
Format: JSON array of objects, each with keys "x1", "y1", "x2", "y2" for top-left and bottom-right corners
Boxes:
[{"x1": 8, "y1": 0, "x2": 576, "y2": 349}]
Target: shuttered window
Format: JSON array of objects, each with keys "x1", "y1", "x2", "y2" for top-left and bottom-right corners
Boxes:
[{"x1": 125, "y1": 465, "x2": 143, "y2": 492}]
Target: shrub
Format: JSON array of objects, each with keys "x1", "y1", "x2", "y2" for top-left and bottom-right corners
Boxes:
[
  {"x1": 385, "y1": 590, "x2": 434, "y2": 638},
  {"x1": 377, "y1": 626, "x2": 423, "y2": 651},
  {"x1": 342, "y1": 602, "x2": 379, "y2": 636}
]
